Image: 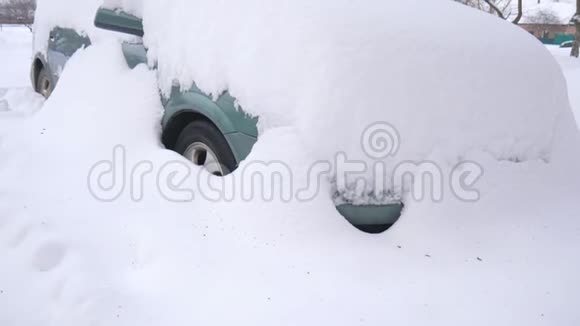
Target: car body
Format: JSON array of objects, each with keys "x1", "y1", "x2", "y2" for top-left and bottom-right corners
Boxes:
[
  {"x1": 560, "y1": 40, "x2": 574, "y2": 48},
  {"x1": 32, "y1": 8, "x2": 259, "y2": 168},
  {"x1": 30, "y1": 7, "x2": 403, "y2": 233},
  {"x1": 31, "y1": 27, "x2": 91, "y2": 97}
]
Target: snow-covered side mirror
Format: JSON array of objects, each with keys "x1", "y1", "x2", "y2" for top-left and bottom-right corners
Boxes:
[{"x1": 94, "y1": 7, "x2": 143, "y2": 37}]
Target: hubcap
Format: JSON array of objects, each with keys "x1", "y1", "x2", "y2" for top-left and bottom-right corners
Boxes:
[
  {"x1": 40, "y1": 78, "x2": 51, "y2": 98},
  {"x1": 184, "y1": 142, "x2": 224, "y2": 176}
]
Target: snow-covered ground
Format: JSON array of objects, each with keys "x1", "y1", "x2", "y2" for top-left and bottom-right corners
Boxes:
[
  {"x1": 0, "y1": 26, "x2": 33, "y2": 88},
  {"x1": 0, "y1": 27, "x2": 43, "y2": 146},
  {"x1": 548, "y1": 45, "x2": 580, "y2": 126},
  {"x1": 1, "y1": 24, "x2": 580, "y2": 326}
]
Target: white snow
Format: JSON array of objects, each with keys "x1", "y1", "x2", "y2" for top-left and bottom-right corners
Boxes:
[
  {"x1": 0, "y1": 27, "x2": 44, "y2": 144},
  {"x1": 548, "y1": 45, "x2": 580, "y2": 126},
  {"x1": 0, "y1": 2, "x2": 580, "y2": 326},
  {"x1": 139, "y1": 0, "x2": 572, "y2": 199},
  {"x1": 0, "y1": 26, "x2": 32, "y2": 88},
  {"x1": 32, "y1": 0, "x2": 130, "y2": 56},
  {"x1": 102, "y1": 0, "x2": 143, "y2": 16},
  {"x1": 33, "y1": 0, "x2": 101, "y2": 54}
]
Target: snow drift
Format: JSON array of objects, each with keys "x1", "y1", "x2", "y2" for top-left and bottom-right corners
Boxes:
[
  {"x1": 33, "y1": 0, "x2": 135, "y2": 56},
  {"x1": 1, "y1": 1, "x2": 580, "y2": 325},
  {"x1": 33, "y1": 0, "x2": 101, "y2": 54},
  {"x1": 106, "y1": 0, "x2": 574, "y2": 199},
  {"x1": 1, "y1": 39, "x2": 579, "y2": 326}
]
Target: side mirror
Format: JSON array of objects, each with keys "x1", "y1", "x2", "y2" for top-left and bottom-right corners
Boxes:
[{"x1": 94, "y1": 7, "x2": 143, "y2": 37}]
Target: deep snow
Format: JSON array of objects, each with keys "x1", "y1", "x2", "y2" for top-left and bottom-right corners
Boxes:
[
  {"x1": 548, "y1": 45, "x2": 580, "y2": 126},
  {"x1": 0, "y1": 27, "x2": 44, "y2": 146},
  {"x1": 1, "y1": 12, "x2": 580, "y2": 326},
  {"x1": 103, "y1": 0, "x2": 574, "y2": 203},
  {"x1": 32, "y1": 0, "x2": 102, "y2": 55},
  {"x1": 0, "y1": 26, "x2": 33, "y2": 88}
]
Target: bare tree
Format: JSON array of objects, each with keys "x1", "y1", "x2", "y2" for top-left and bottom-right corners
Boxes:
[
  {"x1": 512, "y1": 0, "x2": 524, "y2": 24},
  {"x1": 3, "y1": 0, "x2": 36, "y2": 31},
  {"x1": 573, "y1": 0, "x2": 580, "y2": 57},
  {"x1": 455, "y1": 0, "x2": 512, "y2": 18},
  {"x1": 453, "y1": 0, "x2": 524, "y2": 24},
  {"x1": 527, "y1": 8, "x2": 561, "y2": 24},
  {"x1": 484, "y1": 0, "x2": 508, "y2": 19}
]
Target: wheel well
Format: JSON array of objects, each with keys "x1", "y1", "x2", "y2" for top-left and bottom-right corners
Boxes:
[
  {"x1": 162, "y1": 111, "x2": 217, "y2": 150},
  {"x1": 33, "y1": 58, "x2": 44, "y2": 89}
]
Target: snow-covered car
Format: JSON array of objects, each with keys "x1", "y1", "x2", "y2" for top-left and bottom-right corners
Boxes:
[
  {"x1": 29, "y1": 0, "x2": 570, "y2": 235},
  {"x1": 30, "y1": 6, "x2": 405, "y2": 233},
  {"x1": 560, "y1": 40, "x2": 574, "y2": 48},
  {"x1": 7, "y1": 1, "x2": 579, "y2": 324},
  {"x1": 32, "y1": 8, "x2": 258, "y2": 178},
  {"x1": 96, "y1": 9, "x2": 262, "y2": 179}
]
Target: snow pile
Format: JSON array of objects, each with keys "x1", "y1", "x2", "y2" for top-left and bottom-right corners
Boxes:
[
  {"x1": 547, "y1": 45, "x2": 580, "y2": 125},
  {"x1": 0, "y1": 27, "x2": 44, "y2": 150},
  {"x1": 0, "y1": 27, "x2": 33, "y2": 88},
  {"x1": 136, "y1": 0, "x2": 573, "y2": 199},
  {"x1": 0, "y1": 41, "x2": 165, "y2": 325},
  {"x1": 1, "y1": 2, "x2": 580, "y2": 325},
  {"x1": 102, "y1": 0, "x2": 143, "y2": 16},
  {"x1": 33, "y1": 0, "x2": 134, "y2": 56},
  {"x1": 0, "y1": 88, "x2": 44, "y2": 152},
  {"x1": 0, "y1": 38, "x2": 579, "y2": 326},
  {"x1": 33, "y1": 0, "x2": 102, "y2": 54}
]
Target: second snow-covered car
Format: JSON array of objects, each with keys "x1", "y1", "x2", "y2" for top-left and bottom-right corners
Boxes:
[{"x1": 32, "y1": 8, "x2": 258, "y2": 177}]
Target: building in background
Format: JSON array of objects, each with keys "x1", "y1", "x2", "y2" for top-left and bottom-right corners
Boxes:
[
  {"x1": 452, "y1": 0, "x2": 577, "y2": 46},
  {"x1": 520, "y1": 23, "x2": 577, "y2": 45}
]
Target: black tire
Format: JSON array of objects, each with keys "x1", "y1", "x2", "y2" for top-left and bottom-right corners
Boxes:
[
  {"x1": 175, "y1": 120, "x2": 238, "y2": 176},
  {"x1": 36, "y1": 67, "x2": 52, "y2": 98}
]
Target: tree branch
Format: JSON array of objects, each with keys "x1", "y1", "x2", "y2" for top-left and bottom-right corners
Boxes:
[
  {"x1": 484, "y1": 0, "x2": 506, "y2": 20},
  {"x1": 512, "y1": 0, "x2": 523, "y2": 24}
]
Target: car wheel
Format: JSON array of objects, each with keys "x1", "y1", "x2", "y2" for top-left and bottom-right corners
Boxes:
[
  {"x1": 36, "y1": 67, "x2": 52, "y2": 98},
  {"x1": 175, "y1": 120, "x2": 237, "y2": 176}
]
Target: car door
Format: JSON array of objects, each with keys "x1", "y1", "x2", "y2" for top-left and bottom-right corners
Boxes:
[{"x1": 46, "y1": 27, "x2": 91, "y2": 85}]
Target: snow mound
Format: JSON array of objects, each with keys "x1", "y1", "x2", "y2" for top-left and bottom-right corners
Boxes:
[
  {"x1": 0, "y1": 27, "x2": 33, "y2": 88},
  {"x1": 102, "y1": 0, "x2": 143, "y2": 16},
  {"x1": 548, "y1": 45, "x2": 580, "y2": 126},
  {"x1": 33, "y1": 0, "x2": 102, "y2": 54},
  {"x1": 33, "y1": 0, "x2": 134, "y2": 56},
  {"x1": 2, "y1": 2, "x2": 580, "y2": 325},
  {"x1": 132, "y1": 0, "x2": 574, "y2": 199},
  {"x1": 0, "y1": 40, "x2": 579, "y2": 326}
]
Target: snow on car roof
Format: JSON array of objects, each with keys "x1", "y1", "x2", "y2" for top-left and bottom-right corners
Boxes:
[{"x1": 139, "y1": 0, "x2": 570, "y2": 185}]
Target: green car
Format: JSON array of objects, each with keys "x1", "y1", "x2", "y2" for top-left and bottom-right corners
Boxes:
[
  {"x1": 31, "y1": 7, "x2": 402, "y2": 233},
  {"x1": 32, "y1": 8, "x2": 258, "y2": 177}
]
